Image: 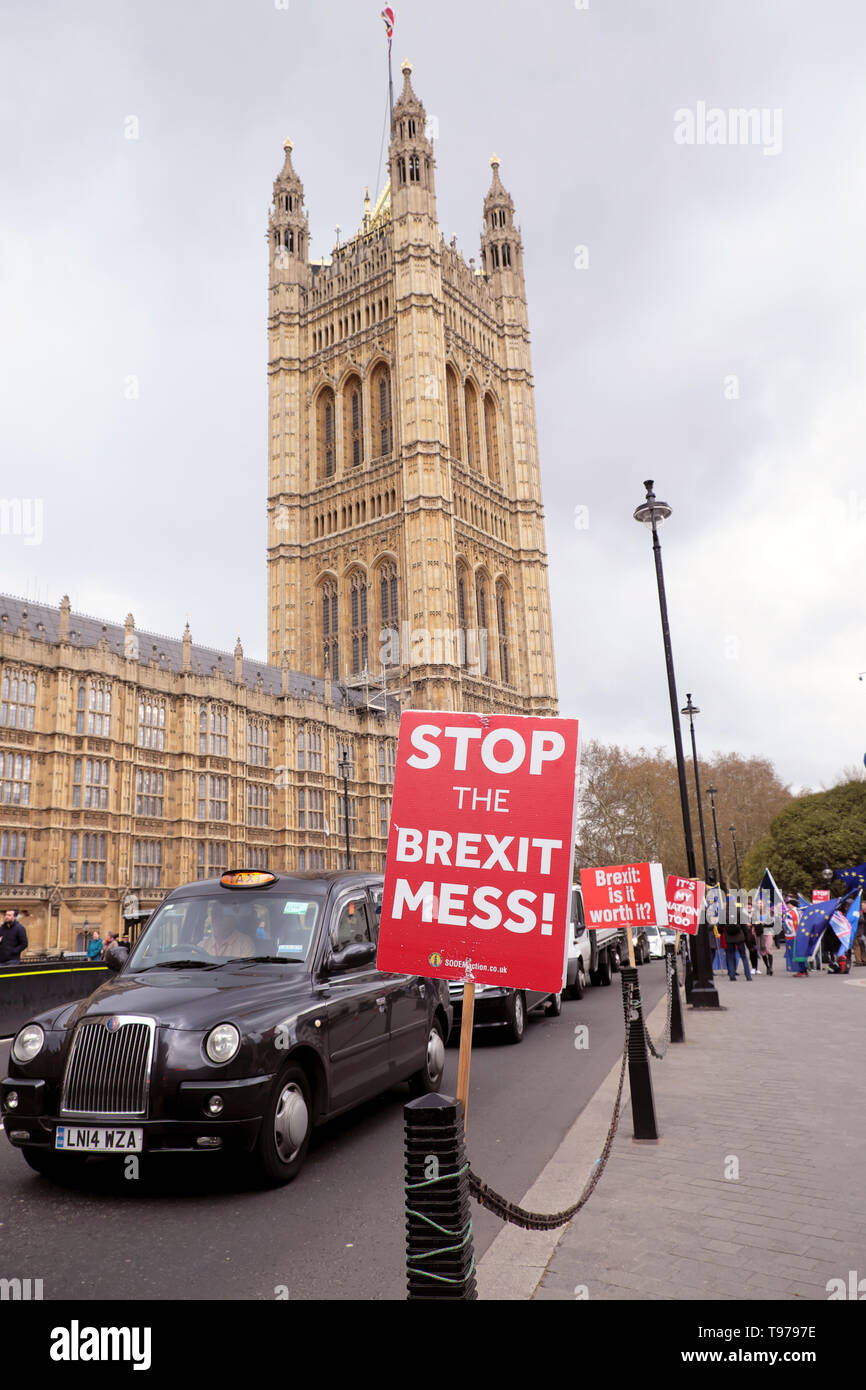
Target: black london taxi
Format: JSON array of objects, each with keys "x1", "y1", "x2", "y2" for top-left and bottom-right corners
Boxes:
[{"x1": 1, "y1": 870, "x2": 453, "y2": 1186}]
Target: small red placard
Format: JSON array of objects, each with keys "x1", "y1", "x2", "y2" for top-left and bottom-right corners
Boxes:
[{"x1": 579, "y1": 862, "x2": 669, "y2": 929}]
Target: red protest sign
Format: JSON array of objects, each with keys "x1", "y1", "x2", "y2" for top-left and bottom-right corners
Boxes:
[
  {"x1": 579, "y1": 862, "x2": 669, "y2": 929},
  {"x1": 665, "y1": 874, "x2": 705, "y2": 934},
  {"x1": 376, "y1": 711, "x2": 580, "y2": 993},
  {"x1": 812, "y1": 890, "x2": 830, "y2": 903}
]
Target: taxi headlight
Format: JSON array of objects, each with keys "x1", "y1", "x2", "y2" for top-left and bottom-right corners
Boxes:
[
  {"x1": 12, "y1": 1024, "x2": 45, "y2": 1064},
  {"x1": 205, "y1": 1023, "x2": 240, "y2": 1065}
]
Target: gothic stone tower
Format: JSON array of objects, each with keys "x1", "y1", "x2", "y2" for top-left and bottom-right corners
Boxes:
[{"x1": 266, "y1": 61, "x2": 557, "y2": 715}]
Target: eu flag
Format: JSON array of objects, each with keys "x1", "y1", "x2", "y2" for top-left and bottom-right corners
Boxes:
[{"x1": 835, "y1": 862, "x2": 866, "y2": 892}]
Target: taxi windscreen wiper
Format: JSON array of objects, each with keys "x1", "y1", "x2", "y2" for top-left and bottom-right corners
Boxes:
[
  {"x1": 231, "y1": 955, "x2": 306, "y2": 965},
  {"x1": 143, "y1": 959, "x2": 224, "y2": 970}
]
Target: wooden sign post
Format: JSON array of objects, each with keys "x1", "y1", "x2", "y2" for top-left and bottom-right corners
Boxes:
[{"x1": 455, "y1": 979, "x2": 475, "y2": 1130}]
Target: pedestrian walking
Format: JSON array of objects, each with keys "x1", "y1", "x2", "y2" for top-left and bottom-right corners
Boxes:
[
  {"x1": 853, "y1": 906, "x2": 866, "y2": 968},
  {"x1": 744, "y1": 905, "x2": 761, "y2": 974},
  {"x1": 755, "y1": 894, "x2": 776, "y2": 975},
  {"x1": 86, "y1": 930, "x2": 103, "y2": 961},
  {"x1": 0, "y1": 907, "x2": 27, "y2": 964},
  {"x1": 724, "y1": 891, "x2": 752, "y2": 980}
]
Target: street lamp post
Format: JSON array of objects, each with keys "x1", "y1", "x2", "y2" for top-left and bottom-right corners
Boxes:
[
  {"x1": 634, "y1": 481, "x2": 719, "y2": 1008},
  {"x1": 706, "y1": 784, "x2": 723, "y2": 888},
  {"x1": 339, "y1": 755, "x2": 352, "y2": 870},
  {"x1": 680, "y1": 694, "x2": 710, "y2": 882},
  {"x1": 729, "y1": 824, "x2": 741, "y2": 889}
]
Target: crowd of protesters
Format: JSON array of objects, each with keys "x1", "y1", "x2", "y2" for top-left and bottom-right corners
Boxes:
[{"x1": 706, "y1": 882, "x2": 866, "y2": 980}]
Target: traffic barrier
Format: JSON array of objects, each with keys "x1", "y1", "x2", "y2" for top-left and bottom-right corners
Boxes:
[
  {"x1": 666, "y1": 942, "x2": 686, "y2": 1043},
  {"x1": 408, "y1": 964, "x2": 677, "y2": 1253},
  {"x1": 404, "y1": 1093, "x2": 477, "y2": 1299},
  {"x1": 620, "y1": 964, "x2": 659, "y2": 1140},
  {"x1": 0, "y1": 959, "x2": 109, "y2": 1038}
]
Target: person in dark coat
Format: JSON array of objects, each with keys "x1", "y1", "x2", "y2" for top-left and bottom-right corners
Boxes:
[
  {"x1": 724, "y1": 892, "x2": 752, "y2": 981},
  {"x1": 0, "y1": 908, "x2": 28, "y2": 963}
]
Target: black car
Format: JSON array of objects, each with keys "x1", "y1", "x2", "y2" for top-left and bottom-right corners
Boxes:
[
  {"x1": 447, "y1": 982, "x2": 561, "y2": 1043},
  {"x1": 1, "y1": 870, "x2": 453, "y2": 1186}
]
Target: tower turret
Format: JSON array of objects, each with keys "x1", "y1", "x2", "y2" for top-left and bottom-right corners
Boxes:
[
  {"x1": 481, "y1": 154, "x2": 524, "y2": 283},
  {"x1": 388, "y1": 60, "x2": 437, "y2": 221},
  {"x1": 268, "y1": 138, "x2": 310, "y2": 283}
]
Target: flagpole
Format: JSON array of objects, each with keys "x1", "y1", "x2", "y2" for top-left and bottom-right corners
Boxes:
[{"x1": 388, "y1": 38, "x2": 394, "y2": 130}]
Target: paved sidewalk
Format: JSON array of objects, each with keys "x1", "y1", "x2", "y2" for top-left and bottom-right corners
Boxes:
[{"x1": 479, "y1": 964, "x2": 866, "y2": 1300}]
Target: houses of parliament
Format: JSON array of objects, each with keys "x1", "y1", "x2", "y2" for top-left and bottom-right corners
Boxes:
[{"x1": 0, "y1": 62, "x2": 558, "y2": 952}]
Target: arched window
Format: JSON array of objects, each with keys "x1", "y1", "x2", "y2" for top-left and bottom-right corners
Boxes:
[
  {"x1": 0, "y1": 669, "x2": 37, "y2": 730},
  {"x1": 379, "y1": 561, "x2": 399, "y2": 630},
  {"x1": 496, "y1": 582, "x2": 511, "y2": 686},
  {"x1": 344, "y1": 375, "x2": 364, "y2": 468},
  {"x1": 321, "y1": 579, "x2": 339, "y2": 677},
  {"x1": 484, "y1": 395, "x2": 500, "y2": 482},
  {"x1": 378, "y1": 561, "x2": 399, "y2": 668},
  {"x1": 198, "y1": 705, "x2": 228, "y2": 757},
  {"x1": 372, "y1": 365, "x2": 393, "y2": 459},
  {"x1": 397, "y1": 155, "x2": 406, "y2": 184},
  {"x1": 456, "y1": 565, "x2": 470, "y2": 668},
  {"x1": 464, "y1": 381, "x2": 481, "y2": 471},
  {"x1": 349, "y1": 570, "x2": 369, "y2": 675},
  {"x1": 317, "y1": 388, "x2": 336, "y2": 478},
  {"x1": 446, "y1": 367, "x2": 462, "y2": 460},
  {"x1": 476, "y1": 573, "x2": 488, "y2": 635},
  {"x1": 409, "y1": 154, "x2": 420, "y2": 183}
]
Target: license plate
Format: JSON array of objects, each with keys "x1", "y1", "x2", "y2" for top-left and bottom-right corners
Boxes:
[{"x1": 55, "y1": 1126, "x2": 143, "y2": 1153}]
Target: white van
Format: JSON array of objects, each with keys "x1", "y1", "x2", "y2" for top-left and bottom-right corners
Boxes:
[{"x1": 564, "y1": 884, "x2": 627, "y2": 998}]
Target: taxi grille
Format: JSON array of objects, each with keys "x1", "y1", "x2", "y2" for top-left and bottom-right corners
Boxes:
[{"x1": 60, "y1": 1018, "x2": 155, "y2": 1117}]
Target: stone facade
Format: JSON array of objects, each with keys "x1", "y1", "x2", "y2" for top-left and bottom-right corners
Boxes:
[
  {"x1": 0, "y1": 61, "x2": 558, "y2": 952},
  {"x1": 266, "y1": 62, "x2": 558, "y2": 715},
  {"x1": 0, "y1": 598, "x2": 398, "y2": 951}
]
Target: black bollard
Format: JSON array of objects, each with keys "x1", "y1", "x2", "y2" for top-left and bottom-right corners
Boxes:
[
  {"x1": 666, "y1": 941, "x2": 686, "y2": 1043},
  {"x1": 404, "y1": 1092, "x2": 477, "y2": 1300},
  {"x1": 620, "y1": 966, "x2": 659, "y2": 1141}
]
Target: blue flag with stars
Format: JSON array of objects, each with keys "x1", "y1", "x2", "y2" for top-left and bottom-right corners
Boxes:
[{"x1": 835, "y1": 862, "x2": 866, "y2": 892}]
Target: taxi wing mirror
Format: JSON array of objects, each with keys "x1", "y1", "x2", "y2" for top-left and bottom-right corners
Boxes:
[{"x1": 326, "y1": 941, "x2": 377, "y2": 973}]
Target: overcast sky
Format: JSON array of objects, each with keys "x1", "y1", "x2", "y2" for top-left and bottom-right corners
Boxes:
[{"x1": 2, "y1": 0, "x2": 865, "y2": 798}]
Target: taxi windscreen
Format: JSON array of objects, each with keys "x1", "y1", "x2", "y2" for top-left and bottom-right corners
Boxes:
[{"x1": 127, "y1": 890, "x2": 326, "y2": 969}]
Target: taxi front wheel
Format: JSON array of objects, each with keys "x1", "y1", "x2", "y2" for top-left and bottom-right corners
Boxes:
[
  {"x1": 249, "y1": 1063, "x2": 312, "y2": 1186},
  {"x1": 408, "y1": 1020, "x2": 446, "y2": 1097}
]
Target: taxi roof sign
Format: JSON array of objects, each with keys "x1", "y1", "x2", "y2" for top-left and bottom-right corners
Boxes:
[{"x1": 219, "y1": 870, "x2": 278, "y2": 889}]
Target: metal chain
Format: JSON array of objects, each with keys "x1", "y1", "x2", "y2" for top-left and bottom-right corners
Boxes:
[
  {"x1": 466, "y1": 982, "x2": 634, "y2": 1231},
  {"x1": 642, "y1": 953, "x2": 674, "y2": 1059}
]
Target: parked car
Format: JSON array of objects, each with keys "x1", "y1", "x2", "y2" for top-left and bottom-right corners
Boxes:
[
  {"x1": 1, "y1": 870, "x2": 453, "y2": 1187},
  {"x1": 621, "y1": 925, "x2": 651, "y2": 965},
  {"x1": 447, "y1": 978, "x2": 561, "y2": 1043},
  {"x1": 645, "y1": 924, "x2": 666, "y2": 960}
]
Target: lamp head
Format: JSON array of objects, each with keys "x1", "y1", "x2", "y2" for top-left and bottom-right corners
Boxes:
[{"x1": 633, "y1": 479, "x2": 672, "y2": 528}]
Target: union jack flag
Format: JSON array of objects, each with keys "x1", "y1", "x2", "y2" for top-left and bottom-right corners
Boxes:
[{"x1": 381, "y1": 6, "x2": 395, "y2": 42}]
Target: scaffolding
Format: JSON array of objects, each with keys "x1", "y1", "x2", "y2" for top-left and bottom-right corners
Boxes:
[{"x1": 340, "y1": 660, "x2": 406, "y2": 715}]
